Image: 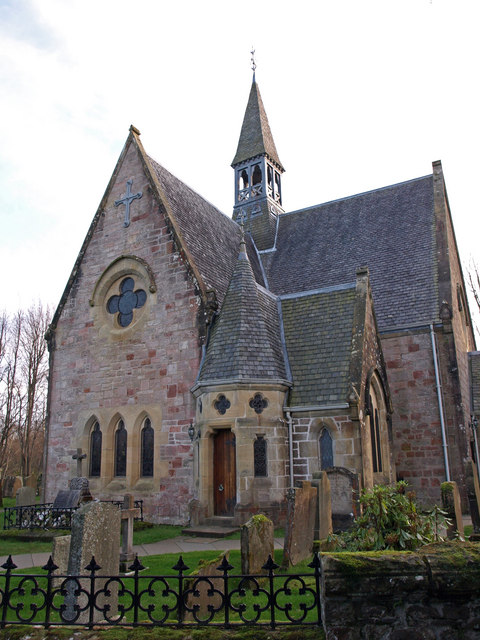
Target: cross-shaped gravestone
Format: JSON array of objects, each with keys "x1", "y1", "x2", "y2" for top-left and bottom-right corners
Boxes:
[
  {"x1": 72, "y1": 448, "x2": 87, "y2": 477},
  {"x1": 115, "y1": 179, "x2": 143, "y2": 227},
  {"x1": 120, "y1": 494, "x2": 140, "y2": 572}
]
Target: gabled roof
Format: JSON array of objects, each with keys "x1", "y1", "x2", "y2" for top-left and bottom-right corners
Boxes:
[
  {"x1": 231, "y1": 80, "x2": 284, "y2": 171},
  {"x1": 280, "y1": 284, "x2": 357, "y2": 407},
  {"x1": 147, "y1": 156, "x2": 265, "y2": 305},
  {"x1": 197, "y1": 238, "x2": 287, "y2": 385},
  {"x1": 262, "y1": 175, "x2": 438, "y2": 332}
]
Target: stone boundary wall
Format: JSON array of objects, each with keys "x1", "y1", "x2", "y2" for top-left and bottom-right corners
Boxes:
[{"x1": 320, "y1": 543, "x2": 480, "y2": 640}]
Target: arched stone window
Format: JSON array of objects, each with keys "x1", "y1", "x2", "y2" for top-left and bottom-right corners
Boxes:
[
  {"x1": 252, "y1": 164, "x2": 262, "y2": 186},
  {"x1": 141, "y1": 417, "x2": 154, "y2": 477},
  {"x1": 319, "y1": 427, "x2": 333, "y2": 470},
  {"x1": 89, "y1": 421, "x2": 102, "y2": 477},
  {"x1": 366, "y1": 373, "x2": 386, "y2": 474},
  {"x1": 115, "y1": 419, "x2": 127, "y2": 477}
]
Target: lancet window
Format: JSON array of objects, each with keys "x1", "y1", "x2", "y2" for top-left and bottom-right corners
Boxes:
[
  {"x1": 115, "y1": 419, "x2": 127, "y2": 477},
  {"x1": 141, "y1": 417, "x2": 154, "y2": 477},
  {"x1": 89, "y1": 421, "x2": 102, "y2": 477}
]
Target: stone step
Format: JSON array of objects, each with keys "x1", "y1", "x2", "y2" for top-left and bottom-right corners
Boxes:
[
  {"x1": 181, "y1": 524, "x2": 239, "y2": 538},
  {"x1": 204, "y1": 516, "x2": 236, "y2": 527}
]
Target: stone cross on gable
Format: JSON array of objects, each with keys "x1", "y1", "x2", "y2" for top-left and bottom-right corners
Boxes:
[
  {"x1": 115, "y1": 179, "x2": 143, "y2": 228},
  {"x1": 72, "y1": 448, "x2": 87, "y2": 477}
]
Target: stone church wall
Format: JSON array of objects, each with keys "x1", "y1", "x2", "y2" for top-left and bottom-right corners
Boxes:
[
  {"x1": 44, "y1": 141, "x2": 202, "y2": 523},
  {"x1": 383, "y1": 330, "x2": 447, "y2": 505}
]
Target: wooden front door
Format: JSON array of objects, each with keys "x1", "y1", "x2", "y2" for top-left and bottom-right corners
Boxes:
[{"x1": 213, "y1": 429, "x2": 236, "y2": 516}]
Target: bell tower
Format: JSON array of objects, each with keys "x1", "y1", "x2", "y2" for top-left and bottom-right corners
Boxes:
[{"x1": 232, "y1": 72, "x2": 285, "y2": 250}]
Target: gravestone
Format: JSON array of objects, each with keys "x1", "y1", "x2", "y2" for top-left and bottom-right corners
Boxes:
[
  {"x1": 63, "y1": 501, "x2": 121, "y2": 623},
  {"x1": 241, "y1": 514, "x2": 274, "y2": 575},
  {"x1": 15, "y1": 486, "x2": 36, "y2": 507},
  {"x1": 184, "y1": 552, "x2": 229, "y2": 622},
  {"x1": 52, "y1": 534, "x2": 71, "y2": 586},
  {"x1": 325, "y1": 467, "x2": 359, "y2": 532},
  {"x1": 120, "y1": 493, "x2": 140, "y2": 572},
  {"x1": 441, "y1": 481, "x2": 465, "y2": 540},
  {"x1": 52, "y1": 477, "x2": 92, "y2": 510},
  {"x1": 282, "y1": 481, "x2": 317, "y2": 567},
  {"x1": 312, "y1": 470, "x2": 333, "y2": 540}
]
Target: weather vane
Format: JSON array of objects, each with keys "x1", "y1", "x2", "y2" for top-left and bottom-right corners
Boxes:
[{"x1": 251, "y1": 47, "x2": 256, "y2": 79}]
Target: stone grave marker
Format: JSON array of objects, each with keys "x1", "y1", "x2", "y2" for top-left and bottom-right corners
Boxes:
[
  {"x1": 241, "y1": 514, "x2": 274, "y2": 575},
  {"x1": 52, "y1": 477, "x2": 92, "y2": 510},
  {"x1": 311, "y1": 470, "x2": 333, "y2": 540},
  {"x1": 282, "y1": 481, "x2": 317, "y2": 567},
  {"x1": 441, "y1": 480, "x2": 465, "y2": 540},
  {"x1": 325, "y1": 467, "x2": 359, "y2": 532},
  {"x1": 184, "y1": 552, "x2": 229, "y2": 622},
  {"x1": 63, "y1": 501, "x2": 121, "y2": 623},
  {"x1": 15, "y1": 486, "x2": 36, "y2": 507},
  {"x1": 120, "y1": 493, "x2": 140, "y2": 572},
  {"x1": 52, "y1": 534, "x2": 72, "y2": 586}
]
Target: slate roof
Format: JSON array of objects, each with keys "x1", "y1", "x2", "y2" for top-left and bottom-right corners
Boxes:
[
  {"x1": 231, "y1": 80, "x2": 284, "y2": 171},
  {"x1": 148, "y1": 156, "x2": 265, "y2": 304},
  {"x1": 280, "y1": 285, "x2": 357, "y2": 407},
  {"x1": 262, "y1": 176, "x2": 438, "y2": 332},
  {"x1": 197, "y1": 239, "x2": 287, "y2": 384}
]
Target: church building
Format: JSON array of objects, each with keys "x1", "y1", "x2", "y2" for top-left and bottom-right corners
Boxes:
[{"x1": 43, "y1": 74, "x2": 477, "y2": 525}]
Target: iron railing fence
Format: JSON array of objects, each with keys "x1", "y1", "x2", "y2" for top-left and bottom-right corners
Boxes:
[
  {"x1": 0, "y1": 553, "x2": 322, "y2": 629},
  {"x1": 2, "y1": 500, "x2": 143, "y2": 531}
]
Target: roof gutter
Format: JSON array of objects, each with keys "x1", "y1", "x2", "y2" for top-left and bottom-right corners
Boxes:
[{"x1": 430, "y1": 323, "x2": 451, "y2": 481}]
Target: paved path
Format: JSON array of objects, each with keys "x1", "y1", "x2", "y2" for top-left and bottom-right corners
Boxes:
[{"x1": 1, "y1": 536, "x2": 284, "y2": 570}]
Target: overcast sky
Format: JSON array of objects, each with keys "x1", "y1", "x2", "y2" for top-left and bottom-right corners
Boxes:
[{"x1": 1, "y1": 0, "x2": 479, "y2": 323}]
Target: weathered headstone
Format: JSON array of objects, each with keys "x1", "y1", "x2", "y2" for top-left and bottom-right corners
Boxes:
[
  {"x1": 53, "y1": 477, "x2": 92, "y2": 510},
  {"x1": 15, "y1": 486, "x2": 36, "y2": 507},
  {"x1": 63, "y1": 501, "x2": 121, "y2": 623},
  {"x1": 184, "y1": 552, "x2": 229, "y2": 622},
  {"x1": 120, "y1": 494, "x2": 140, "y2": 572},
  {"x1": 441, "y1": 481, "x2": 465, "y2": 540},
  {"x1": 52, "y1": 534, "x2": 71, "y2": 586},
  {"x1": 283, "y1": 481, "x2": 317, "y2": 567},
  {"x1": 325, "y1": 467, "x2": 359, "y2": 532},
  {"x1": 312, "y1": 470, "x2": 333, "y2": 540},
  {"x1": 241, "y1": 514, "x2": 274, "y2": 575}
]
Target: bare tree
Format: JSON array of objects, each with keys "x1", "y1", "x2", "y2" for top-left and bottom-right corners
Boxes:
[
  {"x1": 467, "y1": 261, "x2": 480, "y2": 339},
  {"x1": 15, "y1": 304, "x2": 50, "y2": 479},
  {"x1": 0, "y1": 311, "x2": 23, "y2": 484}
]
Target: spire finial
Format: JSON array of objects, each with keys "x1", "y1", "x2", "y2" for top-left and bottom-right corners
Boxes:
[{"x1": 250, "y1": 47, "x2": 256, "y2": 82}]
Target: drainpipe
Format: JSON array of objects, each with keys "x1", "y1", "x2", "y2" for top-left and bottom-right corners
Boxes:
[
  {"x1": 286, "y1": 411, "x2": 294, "y2": 489},
  {"x1": 430, "y1": 323, "x2": 451, "y2": 481}
]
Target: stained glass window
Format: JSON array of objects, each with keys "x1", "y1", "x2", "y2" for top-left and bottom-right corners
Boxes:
[
  {"x1": 115, "y1": 419, "x2": 127, "y2": 477},
  {"x1": 89, "y1": 421, "x2": 102, "y2": 477},
  {"x1": 141, "y1": 417, "x2": 154, "y2": 477}
]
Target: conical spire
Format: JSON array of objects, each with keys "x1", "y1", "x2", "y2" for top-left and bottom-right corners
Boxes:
[
  {"x1": 231, "y1": 80, "x2": 284, "y2": 171},
  {"x1": 197, "y1": 238, "x2": 286, "y2": 383}
]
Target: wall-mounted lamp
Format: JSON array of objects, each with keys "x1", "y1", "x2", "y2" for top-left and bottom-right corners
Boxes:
[{"x1": 188, "y1": 422, "x2": 201, "y2": 443}]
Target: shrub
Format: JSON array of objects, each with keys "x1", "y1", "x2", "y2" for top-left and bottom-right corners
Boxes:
[{"x1": 328, "y1": 481, "x2": 450, "y2": 551}]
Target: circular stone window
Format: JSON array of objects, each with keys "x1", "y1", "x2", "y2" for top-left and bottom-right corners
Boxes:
[{"x1": 106, "y1": 276, "x2": 147, "y2": 328}]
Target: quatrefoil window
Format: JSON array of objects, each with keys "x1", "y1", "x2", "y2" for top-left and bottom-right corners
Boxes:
[
  {"x1": 107, "y1": 277, "x2": 147, "y2": 327},
  {"x1": 214, "y1": 395, "x2": 231, "y2": 415},
  {"x1": 249, "y1": 393, "x2": 268, "y2": 414}
]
